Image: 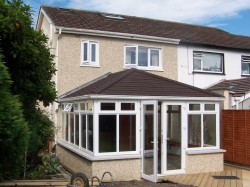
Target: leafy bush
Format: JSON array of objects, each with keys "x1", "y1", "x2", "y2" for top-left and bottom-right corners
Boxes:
[
  {"x1": 0, "y1": 0, "x2": 57, "y2": 179},
  {"x1": 0, "y1": 58, "x2": 29, "y2": 180},
  {"x1": 27, "y1": 152, "x2": 61, "y2": 179}
]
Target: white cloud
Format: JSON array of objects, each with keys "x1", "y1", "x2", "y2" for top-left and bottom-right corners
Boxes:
[{"x1": 66, "y1": 0, "x2": 250, "y2": 24}]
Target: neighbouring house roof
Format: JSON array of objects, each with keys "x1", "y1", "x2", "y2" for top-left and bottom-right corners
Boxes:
[
  {"x1": 207, "y1": 77, "x2": 250, "y2": 97},
  {"x1": 40, "y1": 6, "x2": 250, "y2": 51},
  {"x1": 59, "y1": 68, "x2": 223, "y2": 100}
]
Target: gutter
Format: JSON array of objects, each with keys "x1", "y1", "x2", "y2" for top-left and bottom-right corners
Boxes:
[
  {"x1": 54, "y1": 27, "x2": 180, "y2": 45},
  {"x1": 58, "y1": 94, "x2": 224, "y2": 102}
]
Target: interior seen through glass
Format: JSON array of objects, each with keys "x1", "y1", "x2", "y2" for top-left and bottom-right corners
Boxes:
[{"x1": 167, "y1": 105, "x2": 182, "y2": 171}]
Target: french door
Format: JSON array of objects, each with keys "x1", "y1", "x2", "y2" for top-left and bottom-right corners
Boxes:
[
  {"x1": 162, "y1": 103, "x2": 185, "y2": 174},
  {"x1": 141, "y1": 101, "x2": 158, "y2": 182}
]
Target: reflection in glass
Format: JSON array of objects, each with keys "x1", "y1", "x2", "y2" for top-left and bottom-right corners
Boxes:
[{"x1": 188, "y1": 114, "x2": 201, "y2": 148}]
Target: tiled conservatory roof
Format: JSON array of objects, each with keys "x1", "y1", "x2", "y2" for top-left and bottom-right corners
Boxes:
[{"x1": 59, "y1": 68, "x2": 223, "y2": 99}]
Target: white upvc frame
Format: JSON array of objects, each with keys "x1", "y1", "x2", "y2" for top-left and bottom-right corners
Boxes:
[
  {"x1": 141, "y1": 100, "x2": 158, "y2": 182},
  {"x1": 95, "y1": 100, "x2": 140, "y2": 156},
  {"x1": 241, "y1": 55, "x2": 250, "y2": 75},
  {"x1": 193, "y1": 51, "x2": 224, "y2": 74},
  {"x1": 161, "y1": 102, "x2": 186, "y2": 175},
  {"x1": 186, "y1": 102, "x2": 220, "y2": 150},
  {"x1": 81, "y1": 40, "x2": 100, "y2": 67},
  {"x1": 124, "y1": 45, "x2": 163, "y2": 71}
]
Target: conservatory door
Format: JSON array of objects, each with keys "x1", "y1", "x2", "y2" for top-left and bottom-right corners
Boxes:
[
  {"x1": 162, "y1": 103, "x2": 185, "y2": 174},
  {"x1": 141, "y1": 101, "x2": 158, "y2": 182}
]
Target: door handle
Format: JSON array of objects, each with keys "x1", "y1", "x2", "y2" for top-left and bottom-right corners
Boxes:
[{"x1": 150, "y1": 141, "x2": 158, "y2": 144}]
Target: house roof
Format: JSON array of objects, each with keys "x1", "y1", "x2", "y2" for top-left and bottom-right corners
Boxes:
[
  {"x1": 41, "y1": 6, "x2": 250, "y2": 51},
  {"x1": 207, "y1": 77, "x2": 250, "y2": 97},
  {"x1": 60, "y1": 68, "x2": 223, "y2": 100}
]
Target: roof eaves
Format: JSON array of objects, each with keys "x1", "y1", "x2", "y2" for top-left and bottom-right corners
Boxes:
[{"x1": 54, "y1": 26, "x2": 180, "y2": 45}]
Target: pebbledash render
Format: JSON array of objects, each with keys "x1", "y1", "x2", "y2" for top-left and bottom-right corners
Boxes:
[
  {"x1": 35, "y1": 5, "x2": 250, "y2": 182},
  {"x1": 57, "y1": 69, "x2": 224, "y2": 182}
]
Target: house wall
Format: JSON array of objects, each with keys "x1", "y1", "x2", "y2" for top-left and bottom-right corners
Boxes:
[
  {"x1": 186, "y1": 153, "x2": 224, "y2": 174},
  {"x1": 57, "y1": 145, "x2": 93, "y2": 178},
  {"x1": 57, "y1": 144, "x2": 141, "y2": 181},
  {"x1": 39, "y1": 15, "x2": 61, "y2": 139},
  {"x1": 178, "y1": 45, "x2": 250, "y2": 89},
  {"x1": 57, "y1": 34, "x2": 178, "y2": 96},
  {"x1": 92, "y1": 159, "x2": 141, "y2": 181}
]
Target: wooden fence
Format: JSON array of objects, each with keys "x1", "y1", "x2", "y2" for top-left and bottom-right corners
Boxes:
[{"x1": 221, "y1": 110, "x2": 250, "y2": 165}]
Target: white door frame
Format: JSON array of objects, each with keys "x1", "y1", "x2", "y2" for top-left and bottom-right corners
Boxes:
[
  {"x1": 141, "y1": 100, "x2": 158, "y2": 182},
  {"x1": 161, "y1": 102, "x2": 186, "y2": 175}
]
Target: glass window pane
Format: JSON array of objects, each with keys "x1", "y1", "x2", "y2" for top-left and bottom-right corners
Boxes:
[
  {"x1": 202, "y1": 53, "x2": 223, "y2": 72},
  {"x1": 205, "y1": 104, "x2": 215, "y2": 111},
  {"x1": 74, "y1": 103, "x2": 79, "y2": 111},
  {"x1": 65, "y1": 114, "x2": 69, "y2": 141},
  {"x1": 75, "y1": 114, "x2": 79, "y2": 146},
  {"x1": 119, "y1": 115, "x2": 136, "y2": 151},
  {"x1": 83, "y1": 42, "x2": 88, "y2": 61},
  {"x1": 242, "y1": 63, "x2": 250, "y2": 75},
  {"x1": 80, "y1": 103, "x2": 85, "y2": 111},
  {"x1": 91, "y1": 43, "x2": 96, "y2": 62},
  {"x1": 150, "y1": 50, "x2": 159, "y2": 66},
  {"x1": 189, "y1": 104, "x2": 200, "y2": 111},
  {"x1": 126, "y1": 47, "x2": 136, "y2": 64},
  {"x1": 188, "y1": 114, "x2": 201, "y2": 148},
  {"x1": 99, "y1": 115, "x2": 117, "y2": 152},
  {"x1": 121, "y1": 103, "x2": 135, "y2": 110},
  {"x1": 203, "y1": 114, "x2": 216, "y2": 147},
  {"x1": 70, "y1": 113, "x2": 74, "y2": 143},
  {"x1": 193, "y1": 58, "x2": 201, "y2": 70},
  {"x1": 87, "y1": 115, "x2": 93, "y2": 152},
  {"x1": 87, "y1": 101, "x2": 93, "y2": 111},
  {"x1": 62, "y1": 114, "x2": 65, "y2": 140},
  {"x1": 81, "y1": 115, "x2": 86, "y2": 149},
  {"x1": 138, "y1": 47, "x2": 148, "y2": 67},
  {"x1": 101, "y1": 103, "x2": 115, "y2": 110}
]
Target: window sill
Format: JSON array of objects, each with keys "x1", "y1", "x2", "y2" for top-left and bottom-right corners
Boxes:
[
  {"x1": 241, "y1": 74, "x2": 250, "y2": 77},
  {"x1": 80, "y1": 63, "x2": 100, "y2": 68},
  {"x1": 193, "y1": 71, "x2": 225, "y2": 75},
  {"x1": 58, "y1": 140, "x2": 141, "y2": 161},
  {"x1": 186, "y1": 149, "x2": 226, "y2": 155},
  {"x1": 123, "y1": 65, "x2": 164, "y2": 72}
]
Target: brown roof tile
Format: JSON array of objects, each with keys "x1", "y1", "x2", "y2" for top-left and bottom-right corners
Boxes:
[
  {"x1": 41, "y1": 6, "x2": 250, "y2": 50},
  {"x1": 60, "y1": 68, "x2": 223, "y2": 99},
  {"x1": 207, "y1": 77, "x2": 250, "y2": 97}
]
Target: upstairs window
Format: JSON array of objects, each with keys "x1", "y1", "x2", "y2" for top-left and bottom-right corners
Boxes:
[
  {"x1": 241, "y1": 55, "x2": 250, "y2": 75},
  {"x1": 125, "y1": 45, "x2": 161, "y2": 70},
  {"x1": 193, "y1": 51, "x2": 224, "y2": 73},
  {"x1": 81, "y1": 40, "x2": 99, "y2": 67}
]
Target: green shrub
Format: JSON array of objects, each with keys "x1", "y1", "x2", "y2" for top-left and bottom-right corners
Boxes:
[
  {"x1": 0, "y1": 59, "x2": 29, "y2": 180},
  {"x1": 27, "y1": 152, "x2": 61, "y2": 179}
]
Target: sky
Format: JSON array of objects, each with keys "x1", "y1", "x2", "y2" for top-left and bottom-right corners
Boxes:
[{"x1": 24, "y1": 0, "x2": 250, "y2": 37}]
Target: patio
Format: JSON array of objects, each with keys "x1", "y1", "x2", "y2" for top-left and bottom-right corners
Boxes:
[{"x1": 163, "y1": 164, "x2": 250, "y2": 187}]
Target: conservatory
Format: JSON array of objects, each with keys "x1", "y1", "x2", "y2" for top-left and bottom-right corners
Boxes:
[{"x1": 57, "y1": 68, "x2": 225, "y2": 182}]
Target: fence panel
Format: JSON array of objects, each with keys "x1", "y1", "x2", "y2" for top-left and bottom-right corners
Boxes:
[{"x1": 221, "y1": 110, "x2": 250, "y2": 165}]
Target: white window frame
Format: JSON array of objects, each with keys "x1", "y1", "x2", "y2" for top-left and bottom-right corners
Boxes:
[
  {"x1": 96, "y1": 100, "x2": 140, "y2": 156},
  {"x1": 81, "y1": 40, "x2": 100, "y2": 67},
  {"x1": 187, "y1": 102, "x2": 219, "y2": 150},
  {"x1": 241, "y1": 55, "x2": 250, "y2": 76},
  {"x1": 124, "y1": 45, "x2": 162, "y2": 71},
  {"x1": 62, "y1": 103, "x2": 73, "y2": 112},
  {"x1": 193, "y1": 51, "x2": 224, "y2": 74},
  {"x1": 61, "y1": 101, "x2": 94, "y2": 155}
]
